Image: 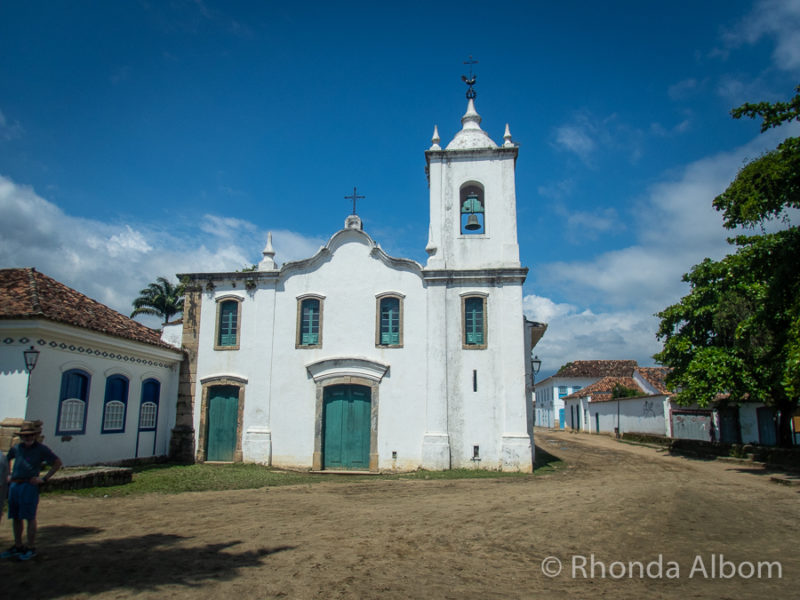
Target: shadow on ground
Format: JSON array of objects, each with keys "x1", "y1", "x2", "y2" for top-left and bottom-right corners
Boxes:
[
  {"x1": 533, "y1": 445, "x2": 562, "y2": 470},
  {"x1": 0, "y1": 524, "x2": 294, "y2": 598}
]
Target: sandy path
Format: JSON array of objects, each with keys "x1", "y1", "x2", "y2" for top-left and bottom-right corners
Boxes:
[{"x1": 1, "y1": 429, "x2": 796, "y2": 599}]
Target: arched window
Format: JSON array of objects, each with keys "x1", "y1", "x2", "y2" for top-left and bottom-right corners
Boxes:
[
  {"x1": 376, "y1": 294, "x2": 403, "y2": 347},
  {"x1": 460, "y1": 183, "x2": 485, "y2": 235},
  {"x1": 57, "y1": 369, "x2": 91, "y2": 435},
  {"x1": 139, "y1": 379, "x2": 160, "y2": 431},
  {"x1": 297, "y1": 296, "x2": 323, "y2": 347},
  {"x1": 215, "y1": 297, "x2": 242, "y2": 349},
  {"x1": 462, "y1": 295, "x2": 487, "y2": 348},
  {"x1": 102, "y1": 375, "x2": 129, "y2": 433}
]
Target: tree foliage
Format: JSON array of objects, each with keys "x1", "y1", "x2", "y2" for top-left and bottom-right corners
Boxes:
[
  {"x1": 655, "y1": 86, "x2": 800, "y2": 447},
  {"x1": 130, "y1": 276, "x2": 185, "y2": 325},
  {"x1": 611, "y1": 384, "x2": 642, "y2": 399}
]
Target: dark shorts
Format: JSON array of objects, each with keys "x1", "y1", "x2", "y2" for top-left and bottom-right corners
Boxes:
[{"x1": 8, "y1": 482, "x2": 39, "y2": 521}]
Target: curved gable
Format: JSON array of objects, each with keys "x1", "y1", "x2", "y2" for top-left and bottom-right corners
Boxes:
[{"x1": 279, "y1": 228, "x2": 423, "y2": 280}]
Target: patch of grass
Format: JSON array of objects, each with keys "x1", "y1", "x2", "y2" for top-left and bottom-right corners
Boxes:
[{"x1": 48, "y1": 452, "x2": 563, "y2": 498}]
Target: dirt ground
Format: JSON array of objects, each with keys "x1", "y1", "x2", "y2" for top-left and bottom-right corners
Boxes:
[{"x1": 1, "y1": 430, "x2": 797, "y2": 599}]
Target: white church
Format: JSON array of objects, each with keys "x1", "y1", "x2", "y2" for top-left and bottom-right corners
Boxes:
[{"x1": 169, "y1": 81, "x2": 538, "y2": 472}]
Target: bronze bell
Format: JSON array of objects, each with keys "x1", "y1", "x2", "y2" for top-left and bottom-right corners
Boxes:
[{"x1": 465, "y1": 214, "x2": 481, "y2": 230}]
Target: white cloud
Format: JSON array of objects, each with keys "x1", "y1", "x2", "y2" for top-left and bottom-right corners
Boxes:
[
  {"x1": 554, "y1": 124, "x2": 596, "y2": 161},
  {"x1": 0, "y1": 174, "x2": 324, "y2": 321},
  {"x1": 537, "y1": 179, "x2": 575, "y2": 200},
  {"x1": 530, "y1": 121, "x2": 800, "y2": 374},
  {"x1": 724, "y1": 0, "x2": 800, "y2": 71},
  {"x1": 524, "y1": 294, "x2": 661, "y2": 378},
  {"x1": 0, "y1": 108, "x2": 24, "y2": 141},
  {"x1": 552, "y1": 112, "x2": 644, "y2": 166},
  {"x1": 668, "y1": 78, "x2": 701, "y2": 100}
]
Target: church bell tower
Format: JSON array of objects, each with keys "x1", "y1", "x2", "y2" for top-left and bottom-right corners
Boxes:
[{"x1": 424, "y1": 74, "x2": 521, "y2": 270}]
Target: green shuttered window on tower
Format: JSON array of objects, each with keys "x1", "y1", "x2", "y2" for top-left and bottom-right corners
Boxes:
[{"x1": 464, "y1": 296, "x2": 486, "y2": 347}]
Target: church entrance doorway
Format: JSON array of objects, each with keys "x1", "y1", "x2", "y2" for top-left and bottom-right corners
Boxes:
[
  {"x1": 206, "y1": 385, "x2": 239, "y2": 461},
  {"x1": 322, "y1": 384, "x2": 371, "y2": 470}
]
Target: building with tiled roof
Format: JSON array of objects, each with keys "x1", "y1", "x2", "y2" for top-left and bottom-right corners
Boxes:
[
  {"x1": 533, "y1": 359, "x2": 645, "y2": 429},
  {"x1": 562, "y1": 376, "x2": 645, "y2": 403},
  {"x1": 0, "y1": 267, "x2": 175, "y2": 350},
  {"x1": 0, "y1": 268, "x2": 183, "y2": 466}
]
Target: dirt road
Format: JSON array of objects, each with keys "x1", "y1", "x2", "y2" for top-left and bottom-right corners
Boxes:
[{"x1": 1, "y1": 430, "x2": 797, "y2": 599}]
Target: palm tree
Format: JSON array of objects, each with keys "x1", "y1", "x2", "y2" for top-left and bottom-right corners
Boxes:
[{"x1": 130, "y1": 277, "x2": 185, "y2": 325}]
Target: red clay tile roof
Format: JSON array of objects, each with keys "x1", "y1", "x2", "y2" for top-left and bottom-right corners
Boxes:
[
  {"x1": 555, "y1": 360, "x2": 638, "y2": 378},
  {"x1": 637, "y1": 367, "x2": 671, "y2": 394},
  {"x1": 563, "y1": 376, "x2": 646, "y2": 402},
  {"x1": 0, "y1": 267, "x2": 178, "y2": 351}
]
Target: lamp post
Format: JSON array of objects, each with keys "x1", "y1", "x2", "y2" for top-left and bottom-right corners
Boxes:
[
  {"x1": 23, "y1": 345, "x2": 40, "y2": 397},
  {"x1": 531, "y1": 354, "x2": 542, "y2": 426}
]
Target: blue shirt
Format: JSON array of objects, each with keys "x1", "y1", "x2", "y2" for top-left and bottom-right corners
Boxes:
[{"x1": 8, "y1": 442, "x2": 59, "y2": 480}]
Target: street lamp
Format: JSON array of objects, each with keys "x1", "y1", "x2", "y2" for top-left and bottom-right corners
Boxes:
[
  {"x1": 531, "y1": 355, "x2": 542, "y2": 378},
  {"x1": 23, "y1": 345, "x2": 40, "y2": 397},
  {"x1": 531, "y1": 355, "x2": 542, "y2": 426}
]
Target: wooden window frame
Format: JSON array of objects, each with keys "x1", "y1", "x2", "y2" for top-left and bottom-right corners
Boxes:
[
  {"x1": 461, "y1": 293, "x2": 488, "y2": 349},
  {"x1": 214, "y1": 296, "x2": 242, "y2": 351},
  {"x1": 375, "y1": 292, "x2": 405, "y2": 348},
  {"x1": 296, "y1": 294, "x2": 325, "y2": 349}
]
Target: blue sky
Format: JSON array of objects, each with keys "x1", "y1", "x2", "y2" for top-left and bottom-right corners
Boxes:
[{"x1": 1, "y1": 0, "x2": 798, "y2": 378}]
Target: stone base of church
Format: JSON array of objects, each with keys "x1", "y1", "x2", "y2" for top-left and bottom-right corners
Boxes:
[
  {"x1": 421, "y1": 433, "x2": 451, "y2": 470},
  {"x1": 500, "y1": 433, "x2": 534, "y2": 473},
  {"x1": 243, "y1": 426, "x2": 272, "y2": 465},
  {"x1": 169, "y1": 425, "x2": 196, "y2": 464}
]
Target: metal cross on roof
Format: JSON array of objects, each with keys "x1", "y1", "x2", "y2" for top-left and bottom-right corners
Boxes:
[
  {"x1": 462, "y1": 55, "x2": 478, "y2": 99},
  {"x1": 345, "y1": 186, "x2": 365, "y2": 215}
]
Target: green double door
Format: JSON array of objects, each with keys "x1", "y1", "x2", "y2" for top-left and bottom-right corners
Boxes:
[
  {"x1": 323, "y1": 385, "x2": 371, "y2": 470},
  {"x1": 206, "y1": 385, "x2": 239, "y2": 461}
]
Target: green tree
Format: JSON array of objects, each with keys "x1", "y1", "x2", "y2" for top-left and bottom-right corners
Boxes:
[
  {"x1": 655, "y1": 85, "x2": 800, "y2": 447},
  {"x1": 131, "y1": 276, "x2": 185, "y2": 325}
]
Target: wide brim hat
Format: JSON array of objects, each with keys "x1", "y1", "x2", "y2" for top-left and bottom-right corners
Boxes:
[{"x1": 19, "y1": 421, "x2": 42, "y2": 436}]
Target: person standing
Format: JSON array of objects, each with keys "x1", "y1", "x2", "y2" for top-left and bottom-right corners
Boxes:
[
  {"x1": 1, "y1": 421, "x2": 61, "y2": 561},
  {"x1": 0, "y1": 450, "x2": 8, "y2": 527}
]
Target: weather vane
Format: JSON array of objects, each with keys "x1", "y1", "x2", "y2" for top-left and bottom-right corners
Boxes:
[
  {"x1": 462, "y1": 55, "x2": 478, "y2": 99},
  {"x1": 345, "y1": 186, "x2": 365, "y2": 215}
]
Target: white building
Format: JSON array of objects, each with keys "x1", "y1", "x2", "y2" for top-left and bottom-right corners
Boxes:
[
  {"x1": 0, "y1": 268, "x2": 183, "y2": 466},
  {"x1": 169, "y1": 85, "x2": 536, "y2": 472},
  {"x1": 534, "y1": 360, "x2": 639, "y2": 429},
  {"x1": 561, "y1": 368, "x2": 671, "y2": 437},
  {"x1": 561, "y1": 367, "x2": 782, "y2": 446}
]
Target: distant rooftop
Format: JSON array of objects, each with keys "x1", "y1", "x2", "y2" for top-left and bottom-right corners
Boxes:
[{"x1": 554, "y1": 360, "x2": 638, "y2": 378}]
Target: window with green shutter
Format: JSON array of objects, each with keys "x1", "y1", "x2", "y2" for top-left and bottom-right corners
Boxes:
[
  {"x1": 299, "y1": 297, "x2": 321, "y2": 347},
  {"x1": 463, "y1": 296, "x2": 486, "y2": 347},
  {"x1": 379, "y1": 296, "x2": 401, "y2": 346},
  {"x1": 217, "y1": 299, "x2": 239, "y2": 347}
]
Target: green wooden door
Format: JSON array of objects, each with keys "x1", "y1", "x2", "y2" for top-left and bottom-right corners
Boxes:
[
  {"x1": 207, "y1": 385, "x2": 239, "y2": 461},
  {"x1": 323, "y1": 385, "x2": 371, "y2": 470}
]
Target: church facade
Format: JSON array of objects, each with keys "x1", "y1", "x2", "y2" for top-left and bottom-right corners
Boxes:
[{"x1": 170, "y1": 89, "x2": 536, "y2": 472}]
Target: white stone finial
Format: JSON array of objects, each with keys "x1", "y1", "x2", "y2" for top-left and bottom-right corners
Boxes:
[
  {"x1": 259, "y1": 231, "x2": 277, "y2": 270},
  {"x1": 461, "y1": 98, "x2": 482, "y2": 129},
  {"x1": 503, "y1": 123, "x2": 515, "y2": 147},
  {"x1": 446, "y1": 97, "x2": 497, "y2": 150},
  {"x1": 430, "y1": 125, "x2": 441, "y2": 150}
]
